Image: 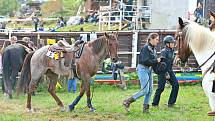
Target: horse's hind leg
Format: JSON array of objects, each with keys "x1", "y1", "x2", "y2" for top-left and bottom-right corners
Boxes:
[
  {"x1": 10, "y1": 66, "x2": 19, "y2": 91},
  {"x1": 26, "y1": 82, "x2": 36, "y2": 111},
  {"x1": 46, "y1": 72, "x2": 64, "y2": 111},
  {"x1": 26, "y1": 70, "x2": 44, "y2": 111},
  {"x1": 68, "y1": 82, "x2": 85, "y2": 111},
  {"x1": 3, "y1": 69, "x2": 13, "y2": 99}
]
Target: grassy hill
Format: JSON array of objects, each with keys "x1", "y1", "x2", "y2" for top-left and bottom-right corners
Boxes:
[
  {"x1": 5, "y1": 0, "x2": 122, "y2": 32},
  {"x1": 41, "y1": 0, "x2": 83, "y2": 17}
]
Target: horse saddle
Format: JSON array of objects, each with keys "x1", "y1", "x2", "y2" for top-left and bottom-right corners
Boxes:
[
  {"x1": 57, "y1": 40, "x2": 70, "y2": 48},
  {"x1": 49, "y1": 40, "x2": 70, "y2": 52}
]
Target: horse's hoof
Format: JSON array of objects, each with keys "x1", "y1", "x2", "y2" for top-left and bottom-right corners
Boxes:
[
  {"x1": 90, "y1": 107, "x2": 96, "y2": 112},
  {"x1": 26, "y1": 108, "x2": 35, "y2": 112},
  {"x1": 67, "y1": 105, "x2": 74, "y2": 112},
  {"x1": 4, "y1": 94, "x2": 12, "y2": 100},
  {"x1": 9, "y1": 94, "x2": 13, "y2": 99},
  {"x1": 66, "y1": 107, "x2": 74, "y2": 112},
  {"x1": 60, "y1": 107, "x2": 65, "y2": 112}
]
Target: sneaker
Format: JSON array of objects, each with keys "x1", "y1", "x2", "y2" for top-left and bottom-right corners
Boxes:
[
  {"x1": 165, "y1": 103, "x2": 175, "y2": 107},
  {"x1": 143, "y1": 104, "x2": 149, "y2": 112},
  {"x1": 123, "y1": 100, "x2": 130, "y2": 112},
  {"x1": 122, "y1": 97, "x2": 135, "y2": 112},
  {"x1": 152, "y1": 104, "x2": 158, "y2": 107}
]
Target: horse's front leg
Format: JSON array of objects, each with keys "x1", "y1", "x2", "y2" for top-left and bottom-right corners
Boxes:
[
  {"x1": 48, "y1": 81, "x2": 64, "y2": 112},
  {"x1": 68, "y1": 82, "x2": 85, "y2": 111},
  {"x1": 202, "y1": 78, "x2": 215, "y2": 116},
  {"x1": 85, "y1": 80, "x2": 96, "y2": 112}
]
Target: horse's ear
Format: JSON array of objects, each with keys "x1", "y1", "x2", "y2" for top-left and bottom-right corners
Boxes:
[
  {"x1": 178, "y1": 17, "x2": 184, "y2": 27},
  {"x1": 113, "y1": 31, "x2": 119, "y2": 37},
  {"x1": 210, "y1": 11, "x2": 215, "y2": 19},
  {"x1": 104, "y1": 32, "x2": 110, "y2": 38}
]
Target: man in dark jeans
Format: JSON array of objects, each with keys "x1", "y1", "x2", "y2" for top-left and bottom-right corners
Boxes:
[
  {"x1": 152, "y1": 35, "x2": 179, "y2": 107},
  {"x1": 32, "y1": 15, "x2": 39, "y2": 32}
]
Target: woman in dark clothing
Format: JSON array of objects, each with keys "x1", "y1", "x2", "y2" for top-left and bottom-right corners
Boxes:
[{"x1": 123, "y1": 33, "x2": 160, "y2": 112}]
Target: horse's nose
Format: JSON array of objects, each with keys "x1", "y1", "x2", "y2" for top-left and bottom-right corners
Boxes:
[
  {"x1": 176, "y1": 59, "x2": 186, "y2": 67},
  {"x1": 64, "y1": 62, "x2": 70, "y2": 67},
  {"x1": 180, "y1": 61, "x2": 186, "y2": 67}
]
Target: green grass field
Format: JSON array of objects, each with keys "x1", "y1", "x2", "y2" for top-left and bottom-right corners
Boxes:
[{"x1": 0, "y1": 84, "x2": 213, "y2": 121}]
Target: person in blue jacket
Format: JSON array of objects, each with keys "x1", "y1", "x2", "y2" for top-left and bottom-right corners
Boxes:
[{"x1": 152, "y1": 35, "x2": 179, "y2": 107}]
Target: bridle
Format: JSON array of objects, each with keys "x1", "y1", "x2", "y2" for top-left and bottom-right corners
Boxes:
[
  {"x1": 175, "y1": 31, "x2": 183, "y2": 58},
  {"x1": 175, "y1": 30, "x2": 189, "y2": 66},
  {"x1": 105, "y1": 35, "x2": 118, "y2": 62}
]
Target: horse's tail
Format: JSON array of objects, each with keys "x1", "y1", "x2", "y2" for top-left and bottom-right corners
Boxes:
[
  {"x1": 2, "y1": 50, "x2": 11, "y2": 93},
  {"x1": 16, "y1": 51, "x2": 34, "y2": 95}
]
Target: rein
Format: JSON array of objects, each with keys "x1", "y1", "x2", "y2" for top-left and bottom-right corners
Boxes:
[
  {"x1": 198, "y1": 51, "x2": 215, "y2": 69},
  {"x1": 89, "y1": 36, "x2": 109, "y2": 104},
  {"x1": 200, "y1": 52, "x2": 215, "y2": 78},
  {"x1": 176, "y1": 32, "x2": 183, "y2": 57},
  {"x1": 87, "y1": 36, "x2": 112, "y2": 107}
]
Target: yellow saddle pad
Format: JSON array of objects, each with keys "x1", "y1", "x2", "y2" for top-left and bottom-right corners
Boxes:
[{"x1": 54, "y1": 52, "x2": 63, "y2": 60}]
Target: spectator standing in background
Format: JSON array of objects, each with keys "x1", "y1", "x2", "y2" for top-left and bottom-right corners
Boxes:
[
  {"x1": 194, "y1": 2, "x2": 203, "y2": 24},
  {"x1": 32, "y1": 14, "x2": 40, "y2": 32}
]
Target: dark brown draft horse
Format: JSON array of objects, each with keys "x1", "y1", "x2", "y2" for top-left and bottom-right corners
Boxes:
[
  {"x1": 68, "y1": 33, "x2": 118, "y2": 112},
  {"x1": 17, "y1": 40, "x2": 82, "y2": 112},
  {"x1": 1, "y1": 40, "x2": 36, "y2": 99}
]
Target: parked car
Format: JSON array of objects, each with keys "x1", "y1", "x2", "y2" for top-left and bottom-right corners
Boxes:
[{"x1": 0, "y1": 16, "x2": 11, "y2": 22}]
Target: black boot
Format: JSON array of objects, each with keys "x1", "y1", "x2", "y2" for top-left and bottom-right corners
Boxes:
[
  {"x1": 123, "y1": 97, "x2": 135, "y2": 112},
  {"x1": 143, "y1": 104, "x2": 149, "y2": 112}
]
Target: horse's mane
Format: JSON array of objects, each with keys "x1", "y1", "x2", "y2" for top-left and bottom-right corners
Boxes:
[
  {"x1": 17, "y1": 40, "x2": 29, "y2": 47},
  {"x1": 89, "y1": 36, "x2": 107, "y2": 54},
  {"x1": 184, "y1": 21, "x2": 215, "y2": 52}
]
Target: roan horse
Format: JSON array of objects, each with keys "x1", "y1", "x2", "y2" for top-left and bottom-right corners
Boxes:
[
  {"x1": 1, "y1": 39, "x2": 36, "y2": 99},
  {"x1": 17, "y1": 40, "x2": 82, "y2": 112},
  {"x1": 68, "y1": 33, "x2": 118, "y2": 112},
  {"x1": 175, "y1": 17, "x2": 215, "y2": 116}
]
